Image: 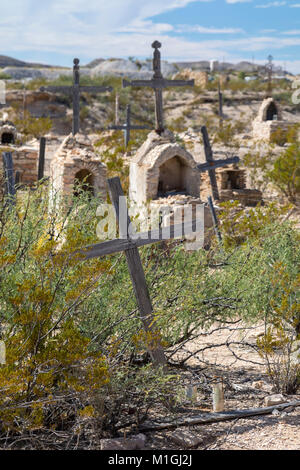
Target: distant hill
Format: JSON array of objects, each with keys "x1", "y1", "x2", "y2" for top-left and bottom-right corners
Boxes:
[
  {"x1": 85, "y1": 58, "x2": 106, "y2": 68},
  {"x1": 0, "y1": 55, "x2": 52, "y2": 68}
]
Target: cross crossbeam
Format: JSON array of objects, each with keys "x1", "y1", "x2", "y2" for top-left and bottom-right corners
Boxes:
[
  {"x1": 41, "y1": 58, "x2": 113, "y2": 135},
  {"x1": 109, "y1": 104, "x2": 150, "y2": 147},
  {"x1": 122, "y1": 41, "x2": 194, "y2": 133}
]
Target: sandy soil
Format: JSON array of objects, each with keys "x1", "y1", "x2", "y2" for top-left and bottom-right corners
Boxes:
[{"x1": 143, "y1": 322, "x2": 300, "y2": 450}]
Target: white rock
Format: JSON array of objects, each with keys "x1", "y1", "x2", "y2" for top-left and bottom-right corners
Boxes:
[
  {"x1": 264, "y1": 394, "x2": 287, "y2": 407},
  {"x1": 169, "y1": 429, "x2": 202, "y2": 448},
  {"x1": 100, "y1": 433, "x2": 146, "y2": 451}
]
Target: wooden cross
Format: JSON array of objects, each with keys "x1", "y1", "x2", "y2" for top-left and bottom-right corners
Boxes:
[
  {"x1": 38, "y1": 137, "x2": 46, "y2": 181},
  {"x1": 109, "y1": 104, "x2": 150, "y2": 147},
  {"x1": 41, "y1": 58, "x2": 113, "y2": 135},
  {"x1": 199, "y1": 126, "x2": 240, "y2": 201},
  {"x1": 2, "y1": 152, "x2": 16, "y2": 205},
  {"x1": 207, "y1": 196, "x2": 222, "y2": 244},
  {"x1": 123, "y1": 41, "x2": 194, "y2": 133},
  {"x1": 266, "y1": 54, "x2": 274, "y2": 98},
  {"x1": 72, "y1": 177, "x2": 203, "y2": 366},
  {"x1": 218, "y1": 80, "x2": 224, "y2": 127},
  {"x1": 115, "y1": 93, "x2": 119, "y2": 126}
]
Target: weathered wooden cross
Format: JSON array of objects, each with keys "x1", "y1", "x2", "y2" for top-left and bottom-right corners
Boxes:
[
  {"x1": 218, "y1": 80, "x2": 224, "y2": 127},
  {"x1": 74, "y1": 177, "x2": 203, "y2": 366},
  {"x1": 41, "y1": 58, "x2": 113, "y2": 135},
  {"x1": 38, "y1": 137, "x2": 46, "y2": 181},
  {"x1": 198, "y1": 125, "x2": 240, "y2": 201},
  {"x1": 2, "y1": 152, "x2": 16, "y2": 205},
  {"x1": 207, "y1": 196, "x2": 222, "y2": 244},
  {"x1": 123, "y1": 41, "x2": 194, "y2": 133},
  {"x1": 109, "y1": 104, "x2": 150, "y2": 147}
]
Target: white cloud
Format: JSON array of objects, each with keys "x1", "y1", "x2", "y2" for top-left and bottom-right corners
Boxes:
[
  {"x1": 176, "y1": 25, "x2": 244, "y2": 33},
  {"x1": 255, "y1": 2, "x2": 286, "y2": 8},
  {"x1": 282, "y1": 30, "x2": 300, "y2": 35},
  {"x1": 225, "y1": 1, "x2": 252, "y2": 3},
  {"x1": 290, "y1": 3, "x2": 300, "y2": 6},
  {"x1": 0, "y1": 0, "x2": 299, "y2": 73}
]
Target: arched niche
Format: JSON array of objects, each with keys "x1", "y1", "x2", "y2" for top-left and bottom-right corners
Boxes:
[
  {"x1": 265, "y1": 101, "x2": 278, "y2": 121},
  {"x1": 73, "y1": 168, "x2": 94, "y2": 197},
  {"x1": 1, "y1": 132, "x2": 15, "y2": 144},
  {"x1": 157, "y1": 156, "x2": 187, "y2": 196}
]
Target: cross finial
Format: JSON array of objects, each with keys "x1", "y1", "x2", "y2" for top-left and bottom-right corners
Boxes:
[
  {"x1": 152, "y1": 40, "x2": 162, "y2": 79},
  {"x1": 152, "y1": 40, "x2": 161, "y2": 50},
  {"x1": 73, "y1": 58, "x2": 80, "y2": 87}
]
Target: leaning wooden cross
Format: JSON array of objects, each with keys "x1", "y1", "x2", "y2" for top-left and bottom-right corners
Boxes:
[
  {"x1": 109, "y1": 104, "x2": 150, "y2": 147},
  {"x1": 199, "y1": 125, "x2": 240, "y2": 201},
  {"x1": 41, "y1": 58, "x2": 113, "y2": 135},
  {"x1": 123, "y1": 41, "x2": 194, "y2": 133},
  {"x1": 74, "y1": 177, "x2": 203, "y2": 366},
  {"x1": 2, "y1": 152, "x2": 16, "y2": 205}
]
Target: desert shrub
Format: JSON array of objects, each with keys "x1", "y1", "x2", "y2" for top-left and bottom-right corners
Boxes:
[
  {"x1": 14, "y1": 110, "x2": 52, "y2": 139},
  {"x1": 257, "y1": 264, "x2": 300, "y2": 394},
  {"x1": 0, "y1": 185, "x2": 183, "y2": 447},
  {"x1": 267, "y1": 142, "x2": 300, "y2": 203},
  {"x1": 0, "y1": 179, "x2": 299, "y2": 447},
  {"x1": 214, "y1": 120, "x2": 239, "y2": 146},
  {"x1": 0, "y1": 72, "x2": 12, "y2": 80},
  {"x1": 0, "y1": 186, "x2": 112, "y2": 435}
]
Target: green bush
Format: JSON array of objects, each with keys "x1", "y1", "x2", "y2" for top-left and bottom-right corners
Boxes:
[{"x1": 267, "y1": 142, "x2": 300, "y2": 202}]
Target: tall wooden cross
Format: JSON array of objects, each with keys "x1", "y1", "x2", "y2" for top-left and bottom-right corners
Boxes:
[
  {"x1": 2, "y1": 152, "x2": 16, "y2": 206},
  {"x1": 109, "y1": 104, "x2": 150, "y2": 147},
  {"x1": 218, "y1": 80, "x2": 224, "y2": 127},
  {"x1": 199, "y1": 126, "x2": 240, "y2": 201},
  {"x1": 38, "y1": 137, "x2": 46, "y2": 181},
  {"x1": 123, "y1": 41, "x2": 194, "y2": 133},
  {"x1": 72, "y1": 177, "x2": 203, "y2": 366},
  {"x1": 41, "y1": 58, "x2": 113, "y2": 135},
  {"x1": 266, "y1": 54, "x2": 274, "y2": 98}
]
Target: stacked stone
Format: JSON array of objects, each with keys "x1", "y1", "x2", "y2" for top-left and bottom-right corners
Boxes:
[
  {"x1": 252, "y1": 97, "x2": 296, "y2": 142},
  {"x1": 50, "y1": 133, "x2": 107, "y2": 198}
]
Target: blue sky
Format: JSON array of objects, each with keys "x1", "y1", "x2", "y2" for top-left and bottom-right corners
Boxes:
[{"x1": 1, "y1": 0, "x2": 300, "y2": 73}]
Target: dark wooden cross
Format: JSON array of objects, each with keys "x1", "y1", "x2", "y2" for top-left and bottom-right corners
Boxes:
[
  {"x1": 218, "y1": 80, "x2": 224, "y2": 127},
  {"x1": 115, "y1": 93, "x2": 119, "y2": 125},
  {"x1": 72, "y1": 177, "x2": 203, "y2": 366},
  {"x1": 123, "y1": 41, "x2": 194, "y2": 133},
  {"x1": 198, "y1": 126, "x2": 240, "y2": 201},
  {"x1": 207, "y1": 196, "x2": 222, "y2": 244},
  {"x1": 38, "y1": 137, "x2": 46, "y2": 181},
  {"x1": 41, "y1": 58, "x2": 113, "y2": 135},
  {"x1": 2, "y1": 152, "x2": 16, "y2": 205},
  {"x1": 266, "y1": 54, "x2": 274, "y2": 98},
  {"x1": 109, "y1": 105, "x2": 150, "y2": 147}
]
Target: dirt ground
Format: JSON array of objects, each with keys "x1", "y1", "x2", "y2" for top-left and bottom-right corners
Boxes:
[{"x1": 143, "y1": 322, "x2": 300, "y2": 450}]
